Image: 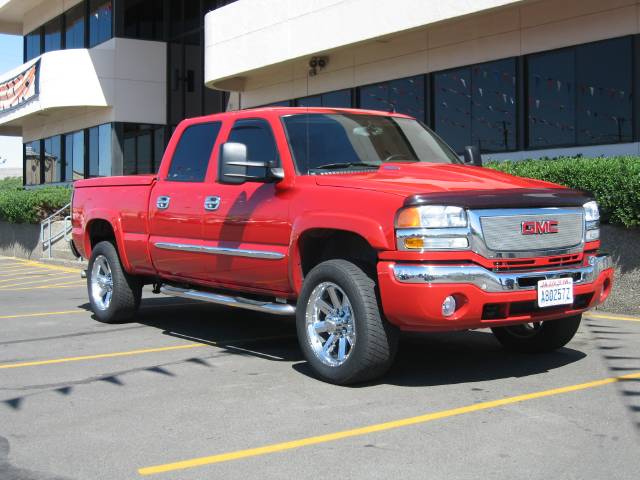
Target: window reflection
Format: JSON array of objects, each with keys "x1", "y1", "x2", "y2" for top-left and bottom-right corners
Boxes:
[
  {"x1": 43, "y1": 136, "x2": 62, "y2": 183},
  {"x1": 89, "y1": 0, "x2": 113, "y2": 47},
  {"x1": 25, "y1": 30, "x2": 41, "y2": 62},
  {"x1": 359, "y1": 76, "x2": 425, "y2": 122},
  {"x1": 297, "y1": 90, "x2": 352, "y2": 108},
  {"x1": 65, "y1": 3, "x2": 85, "y2": 49},
  {"x1": 89, "y1": 124, "x2": 112, "y2": 177},
  {"x1": 44, "y1": 16, "x2": 62, "y2": 53},
  {"x1": 24, "y1": 141, "x2": 41, "y2": 186}
]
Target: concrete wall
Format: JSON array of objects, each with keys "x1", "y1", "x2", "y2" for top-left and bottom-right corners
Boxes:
[
  {"x1": 204, "y1": 0, "x2": 640, "y2": 108},
  {"x1": 0, "y1": 221, "x2": 41, "y2": 259}
]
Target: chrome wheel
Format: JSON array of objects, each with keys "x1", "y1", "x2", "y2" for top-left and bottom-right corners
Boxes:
[
  {"x1": 305, "y1": 282, "x2": 356, "y2": 367},
  {"x1": 91, "y1": 255, "x2": 113, "y2": 311}
]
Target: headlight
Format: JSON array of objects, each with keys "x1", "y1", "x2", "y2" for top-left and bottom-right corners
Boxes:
[
  {"x1": 583, "y1": 201, "x2": 600, "y2": 241},
  {"x1": 396, "y1": 206, "x2": 468, "y2": 228},
  {"x1": 396, "y1": 205, "x2": 469, "y2": 250}
]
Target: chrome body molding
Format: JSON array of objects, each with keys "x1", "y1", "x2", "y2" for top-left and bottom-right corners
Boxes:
[
  {"x1": 392, "y1": 254, "x2": 612, "y2": 292},
  {"x1": 154, "y1": 242, "x2": 285, "y2": 260},
  {"x1": 160, "y1": 285, "x2": 295, "y2": 316}
]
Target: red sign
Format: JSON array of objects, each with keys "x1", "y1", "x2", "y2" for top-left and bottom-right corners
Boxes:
[
  {"x1": 521, "y1": 220, "x2": 559, "y2": 235},
  {"x1": 0, "y1": 61, "x2": 39, "y2": 113}
]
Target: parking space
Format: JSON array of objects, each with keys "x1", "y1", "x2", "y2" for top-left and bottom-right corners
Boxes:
[{"x1": 1, "y1": 256, "x2": 639, "y2": 480}]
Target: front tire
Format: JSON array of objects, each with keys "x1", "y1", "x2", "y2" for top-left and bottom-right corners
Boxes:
[
  {"x1": 88, "y1": 241, "x2": 142, "y2": 323},
  {"x1": 296, "y1": 259, "x2": 398, "y2": 385},
  {"x1": 491, "y1": 315, "x2": 582, "y2": 353}
]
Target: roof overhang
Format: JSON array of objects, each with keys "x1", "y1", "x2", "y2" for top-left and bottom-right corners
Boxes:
[{"x1": 0, "y1": 0, "x2": 44, "y2": 34}]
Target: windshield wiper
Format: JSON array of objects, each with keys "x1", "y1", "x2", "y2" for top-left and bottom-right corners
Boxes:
[{"x1": 312, "y1": 162, "x2": 379, "y2": 170}]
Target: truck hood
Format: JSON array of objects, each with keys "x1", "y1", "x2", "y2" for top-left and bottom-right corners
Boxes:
[
  {"x1": 313, "y1": 163, "x2": 591, "y2": 208},
  {"x1": 314, "y1": 163, "x2": 557, "y2": 195}
]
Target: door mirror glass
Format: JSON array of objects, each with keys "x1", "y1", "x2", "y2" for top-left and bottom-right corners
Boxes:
[
  {"x1": 463, "y1": 145, "x2": 483, "y2": 166},
  {"x1": 218, "y1": 142, "x2": 250, "y2": 185}
]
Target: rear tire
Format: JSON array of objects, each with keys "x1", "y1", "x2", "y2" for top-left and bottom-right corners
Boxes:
[
  {"x1": 87, "y1": 241, "x2": 142, "y2": 323},
  {"x1": 296, "y1": 259, "x2": 399, "y2": 385},
  {"x1": 491, "y1": 315, "x2": 582, "y2": 353}
]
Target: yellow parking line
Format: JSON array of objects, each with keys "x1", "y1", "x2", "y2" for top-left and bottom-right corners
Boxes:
[
  {"x1": 0, "y1": 310, "x2": 84, "y2": 320},
  {"x1": 138, "y1": 371, "x2": 640, "y2": 476},
  {"x1": 0, "y1": 279, "x2": 85, "y2": 291},
  {"x1": 0, "y1": 272, "x2": 66, "y2": 283},
  {"x1": 0, "y1": 344, "x2": 204, "y2": 369},
  {"x1": 0, "y1": 266, "x2": 42, "y2": 274},
  {"x1": 0, "y1": 335, "x2": 290, "y2": 370},
  {"x1": 8, "y1": 257, "x2": 82, "y2": 274},
  {"x1": 0, "y1": 274, "x2": 79, "y2": 289},
  {"x1": 586, "y1": 312, "x2": 640, "y2": 323}
]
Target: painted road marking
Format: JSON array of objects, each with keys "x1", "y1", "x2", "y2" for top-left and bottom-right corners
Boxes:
[
  {"x1": 0, "y1": 310, "x2": 84, "y2": 320},
  {"x1": 0, "y1": 279, "x2": 85, "y2": 291},
  {"x1": 138, "y1": 371, "x2": 640, "y2": 476},
  {"x1": 7, "y1": 258, "x2": 82, "y2": 274},
  {"x1": 0, "y1": 302, "x2": 204, "y2": 320},
  {"x1": 586, "y1": 312, "x2": 640, "y2": 323},
  {"x1": 0, "y1": 335, "x2": 292, "y2": 370},
  {"x1": 0, "y1": 272, "x2": 68, "y2": 283},
  {"x1": 0, "y1": 274, "x2": 79, "y2": 289}
]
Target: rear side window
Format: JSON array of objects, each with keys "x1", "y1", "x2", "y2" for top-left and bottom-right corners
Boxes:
[
  {"x1": 167, "y1": 122, "x2": 221, "y2": 182},
  {"x1": 227, "y1": 119, "x2": 279, "y2": 178}
]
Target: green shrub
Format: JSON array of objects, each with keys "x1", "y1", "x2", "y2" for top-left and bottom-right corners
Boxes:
[
  {"x1": 0, "y1": 178, "x2": 72, "y2": 224},
  {"x1": 486, "y1": 156, "x2": 640, "y2": 227}
]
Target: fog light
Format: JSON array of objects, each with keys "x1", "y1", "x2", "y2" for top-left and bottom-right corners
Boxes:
[
  {"x1": 442, "y1": 296, "x2": 457, "y2": 317},
  {"x1": 586, "y1": 229, "x2": 600, "y2": 241}
]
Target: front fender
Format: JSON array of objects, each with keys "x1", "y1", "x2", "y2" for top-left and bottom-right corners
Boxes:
[{"x1": 288, "y1": 212, "x2": 394, "y2": 294}]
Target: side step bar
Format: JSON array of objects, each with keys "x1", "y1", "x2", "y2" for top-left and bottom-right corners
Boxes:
[{"x1": 160, "y1": 285, "x2": 296, "y2": 316}]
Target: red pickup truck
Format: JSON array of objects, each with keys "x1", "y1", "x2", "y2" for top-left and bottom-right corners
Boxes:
[{"x1": 72, "y1": 107, "x2": 613, "y2": 384}]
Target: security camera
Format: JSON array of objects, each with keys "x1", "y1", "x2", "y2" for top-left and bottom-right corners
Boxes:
[
  {"x1": 309, "y1": 58, "x2": 318, "y2": 68},
  {"x1": 317, "y1": 57, "x2": 327, "y2": 69}
]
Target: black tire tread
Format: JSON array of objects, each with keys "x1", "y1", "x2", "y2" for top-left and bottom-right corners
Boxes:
[
  {"x1": 88, "y1": 241, "x2": 142, "y2": 324},
  {"x1": 491, "y1": 314, "x2": 582, "y2": 353},
  {"x1": 296, "y1": 259, "x2": 398, "y2": 385}
]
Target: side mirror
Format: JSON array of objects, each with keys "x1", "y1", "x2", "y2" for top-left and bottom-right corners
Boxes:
[
  {"x1": 218, "y1": 142, "x2": 284, "y2": 185},
  {"x1": 463, "y1": 145, "x2": 482, "y2": 166}
]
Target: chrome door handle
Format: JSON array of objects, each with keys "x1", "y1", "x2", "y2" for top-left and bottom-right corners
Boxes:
[
  {"x1": 156, "y1": 196, "x2": 170, "y2": 209},
  {"x1": 204, "y1": 196, "x2": 221, "y2": 211}
]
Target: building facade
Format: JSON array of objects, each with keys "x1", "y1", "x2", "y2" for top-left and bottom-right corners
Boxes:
[{"x1": 1, "y1": 0, "x2": 640, "y2": 186}]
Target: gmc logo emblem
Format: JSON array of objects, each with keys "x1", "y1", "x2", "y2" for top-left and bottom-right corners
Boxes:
[{"x1": 521, "y1": 220, "x2": 559, "y2": 235}]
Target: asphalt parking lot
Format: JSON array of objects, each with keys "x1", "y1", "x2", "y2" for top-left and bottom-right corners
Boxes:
[{"x1": 1, "y1": 256, "x2": 639, "y2": 480}]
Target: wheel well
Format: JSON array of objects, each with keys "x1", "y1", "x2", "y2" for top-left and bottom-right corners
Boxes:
[
  {"x1": 298, "y1": 229, "x2": 378, "y2": 277},
  {"x1": 87, "y1": 219, "x2": 116, "y2": 249}
]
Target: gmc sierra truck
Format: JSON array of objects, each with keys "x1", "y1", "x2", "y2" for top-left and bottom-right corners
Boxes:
[{"x1": 72, "y1": 107, "x2": 613, "y2": 384}]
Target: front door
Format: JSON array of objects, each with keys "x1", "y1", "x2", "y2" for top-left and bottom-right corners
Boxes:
[{"x1": 202, "y1": 118, "x2": 292, "y2": 294}]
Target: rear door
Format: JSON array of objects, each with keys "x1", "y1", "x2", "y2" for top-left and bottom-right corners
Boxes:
[
  {"x1": 202, "y1": 118, "x2": 292, "y2": 294},
  {"x1": 148, "y1": 121, "x2": 222, "y2": 281}
]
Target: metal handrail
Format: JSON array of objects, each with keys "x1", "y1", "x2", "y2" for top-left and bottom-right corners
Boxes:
[{"x1": 41, "y1": 202, "x2": 72, "y2": 258}]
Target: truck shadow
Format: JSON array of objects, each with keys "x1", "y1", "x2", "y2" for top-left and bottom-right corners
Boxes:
[
  {"x1": 293, "y1": 330, "x2": 587, "y2": 387},
  {"x1": 126, "y1": 297, "x2": 587, "y2": 389}
]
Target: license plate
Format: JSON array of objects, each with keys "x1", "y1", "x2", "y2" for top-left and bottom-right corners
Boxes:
[{"x1": 537, "y1": 277, "x2": 574, "y2": 308}]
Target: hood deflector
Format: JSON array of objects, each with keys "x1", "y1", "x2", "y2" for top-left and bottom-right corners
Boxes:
[{"x1": 404, "y1": 188, "x2": 593, "y2": 209}]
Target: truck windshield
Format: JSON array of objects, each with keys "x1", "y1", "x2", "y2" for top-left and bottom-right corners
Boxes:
[{"x1": 282, "y1": 113, "x2": 461, "y2": 174}]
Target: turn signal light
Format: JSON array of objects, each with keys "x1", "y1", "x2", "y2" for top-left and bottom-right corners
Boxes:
[{"x1": 404, "y1": 237, "x2": 425, "y2": 249}]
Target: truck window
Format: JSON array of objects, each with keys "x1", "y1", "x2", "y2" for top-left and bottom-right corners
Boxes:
[
  {"x1": 167, "y1": 122, "x2": 221, "y2": 182},
  {"x1": 227, "y1": 119, "x2": 279, "y2": 178}
]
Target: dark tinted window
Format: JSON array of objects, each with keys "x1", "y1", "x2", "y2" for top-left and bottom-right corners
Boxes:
[
  {"x1": 434, "y1": 58, "x2": 516, "y2": 153},
  {"x1": 89, "y1": 124, "x2": 112, "y2": 177},
  {"x1": 227, "y1": 119, "x2": 279, "y2": 177},
  {"x1": 24, "y1": 140, "x2": 41, "y2": 185},
  {"x1": 25, "y1": 30, "x2": 41, "y2": 62},
  {"x1": 527, "y1": 48, "x2": 575, "y2": 148},
  {"x1": 359, "y1": 75, "x2": 425, "y2": 121},
  {"x1": 434, "y1": 67, "x2": 471, "y2": 152},
  {"x1": 168, "y1": 122, "x2": 221, "y2": 182},
  {"x1": 43, "y1": 135, "x2": 63, "y2": 183},
  {"x1": 65, "y1": 130, "x2": 85, "y2": 181},
  {"x1": 89, "y1": 0, "x2": 113, "y2": 47},
  {"x1": 122, "y1": 123, "x2": 165, "y2": 175},
  {"x1": 297, "y1": 89, "x2": 352, "y2": 108},
  {"x1": 576, "y1": 37, "x2": 632, "y2": 145},
  {"x1": 123, "y1": 0, "x2": 164, "y2": 41},
  {"x1": 65, "y1": 3, "x2": 85, "y2": 49},
  {"x1": 44, "y1": 16, "x2": 62, "y2": 53}
]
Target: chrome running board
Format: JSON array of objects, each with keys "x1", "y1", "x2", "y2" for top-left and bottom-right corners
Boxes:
[{"x1": 160, "y1": 285, "x2": 296, "y2": 316}]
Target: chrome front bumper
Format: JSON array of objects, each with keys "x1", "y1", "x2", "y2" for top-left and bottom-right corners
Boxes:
[{"x1": 392, "y1": 254, "x2": 612, "y2": 293}]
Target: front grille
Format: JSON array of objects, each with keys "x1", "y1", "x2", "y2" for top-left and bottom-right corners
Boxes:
[{"x1": 480, "y1": 212, "x2": 583, "y2": 252}]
